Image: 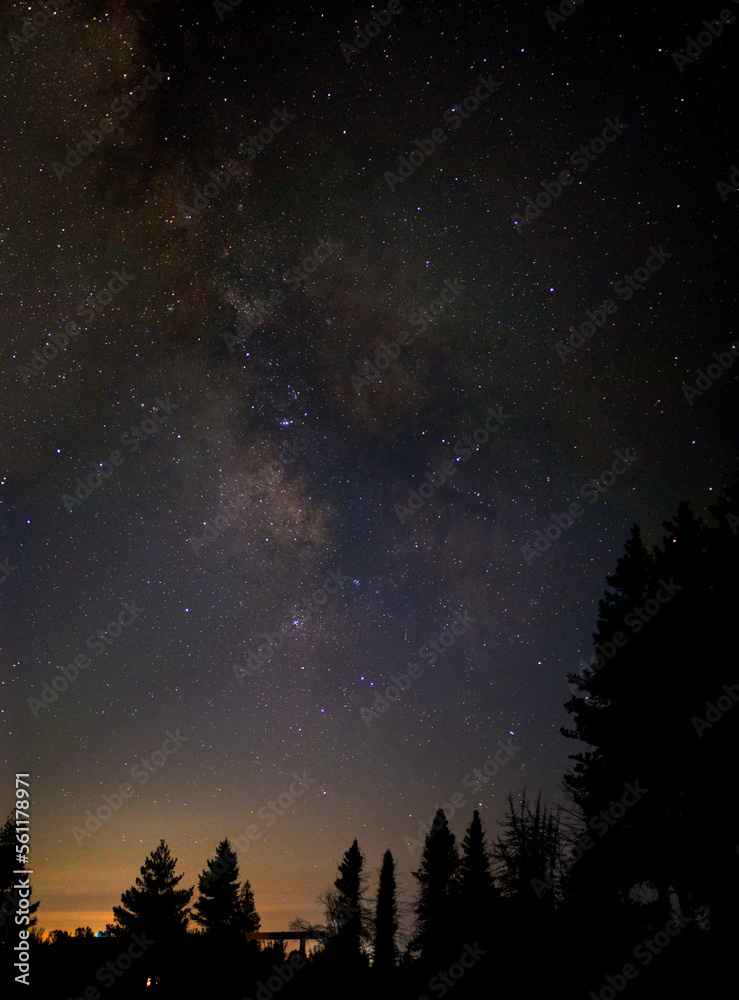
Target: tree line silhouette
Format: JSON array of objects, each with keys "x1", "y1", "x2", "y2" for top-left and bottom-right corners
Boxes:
[{"x1": 3, "y1": 480, "x2": 738, "y2": 997}]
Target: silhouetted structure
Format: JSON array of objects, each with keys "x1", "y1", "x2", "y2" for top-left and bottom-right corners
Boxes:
[{"x1": 246, "y1": 929, "x2": 326, "y2": 958}]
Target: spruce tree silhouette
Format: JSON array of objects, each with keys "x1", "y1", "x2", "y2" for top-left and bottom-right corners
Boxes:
[
  {"x1": 639, "y1": 500, "x2": 711, "y2": 916},
  {"x1": 329, "y1": 837, "x2": 367, "y2": 966},
  {"x1": 562, "y1": 524, "x2": 653, "y2": 818},
  {"x1": 455, "y1": 809, "x2": 497, "y2": 945},
  {"x1": 373, "y1": 848, "x2": 399, "y2": 969},
  {"x1": 561, "y1": 483, "x2": 739, "y2": 932},
  {"x1": 561, "y1": 522, "x2": 657, "y2": 916},
  {"x1": 235, "y1": 877, "x2": 260, "y2": 937},
  {"x1": 412, "y1": 809, "x2": 459, "y2": 963},
  {"x1": 189, "y1": 839, "x2": 261, "y2": 996},
  {"x1": 192, "y1": 838, "x2": 243, "y2": 938}
]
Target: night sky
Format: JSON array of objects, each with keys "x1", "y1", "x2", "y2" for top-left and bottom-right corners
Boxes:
[{"x1": 4, "y1": 0, "x2": 739, "y2": 938}]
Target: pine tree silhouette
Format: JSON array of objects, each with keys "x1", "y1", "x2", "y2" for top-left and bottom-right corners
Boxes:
[
  {"x1": 562, "y1": 523, "x2": 653, "y2": 817},
  {"x1": 412, "y1": 809, "x2": 459, "y2": 962},
  {"x1": 561, "y1": 523, "x2": 656, "y2": 911},
  {"x1": 109, "y1": 839, "x2": 193, "y2": 942},
  {"x1": 329, "y1": 838, "x2": 367, "y2": 965},
  {"x1": 236, "y1": 877, "x2": 261, "y2": 936},
  {"x1": 455, "y1": 809, "x2": 497, "y2": 944},
  {"x1": 373, "y1": 848, "x2": 399, "y2": 969},
  {"x1": 561, "y1": 485, "x2": 739, "y2": 929},
  {"x1": 192, "y1": 838, "x2": 244, "y2": 937}
]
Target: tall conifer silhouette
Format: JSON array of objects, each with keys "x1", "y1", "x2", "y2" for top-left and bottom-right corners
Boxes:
[
  {"x1": 412, "y1": 809, "x2": 459, "y2": 961},
  {"x1": 109, "y1": 839, "x2": 192, "y2": 941},
  {"x1": 373, "y1": 848, "x2": 399, "y2": 968}
]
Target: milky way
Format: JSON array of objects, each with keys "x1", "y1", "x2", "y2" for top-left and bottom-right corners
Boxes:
[{"x1": 4, "y1": 0, "x2": 738, "y2": 937}]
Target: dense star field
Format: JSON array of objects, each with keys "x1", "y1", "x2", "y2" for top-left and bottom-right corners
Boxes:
[{"x1": 3, "y1": 0, "x2": 738, "y2": 960}]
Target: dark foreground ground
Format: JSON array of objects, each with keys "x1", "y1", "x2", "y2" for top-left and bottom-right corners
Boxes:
[{"x1": 7, "y1": 911, "x2": 735, "y2": 1000}]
